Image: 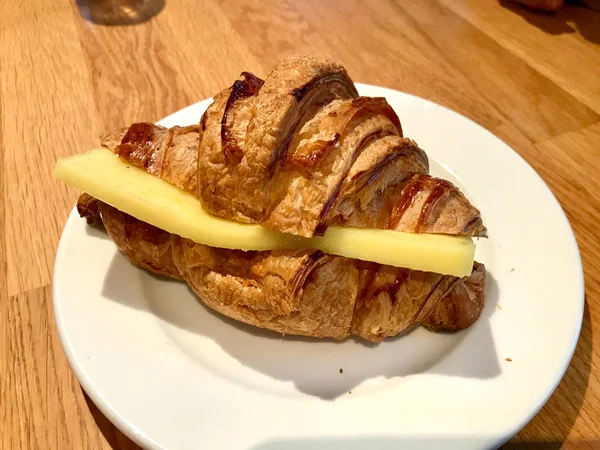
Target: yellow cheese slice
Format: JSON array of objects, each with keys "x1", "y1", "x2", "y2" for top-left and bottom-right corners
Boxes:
[{"x1": 55, "y1": 148, "x2": 475, "y2": 277}]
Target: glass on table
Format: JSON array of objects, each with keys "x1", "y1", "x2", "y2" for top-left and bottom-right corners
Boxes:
[{"x1": 76, "y1": 0, "x2": 165, "y2": 25}]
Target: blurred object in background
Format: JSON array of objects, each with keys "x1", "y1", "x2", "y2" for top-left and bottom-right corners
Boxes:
[
  {"x1": 508, "y1": 0, "x2": 600, "y2": 10},
  {"x1": 502, "y1": 0, "x2": 600, "y2": 43},
  {"x1": 511, "y1": 0, "x2": 564, "y2": 11},
  {"x1": 579, "y1": 0, "x2": 600, "y2": 10},
  {"x1": 76, "y1": 0, "x2": 165, "y2": 25}
]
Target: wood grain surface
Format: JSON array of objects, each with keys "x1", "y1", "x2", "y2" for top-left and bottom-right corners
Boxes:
[{"x1": 1, "y1": 0, "x2": 599, "y2": 448}]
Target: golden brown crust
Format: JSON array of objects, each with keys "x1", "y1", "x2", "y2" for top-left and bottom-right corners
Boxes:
[
  {"x1": 76, "y1": 193, "x2": 101, "y2": 225},
  {"x1": 102, "y1": 122, "x2": 199, "y2": 193},
  {"x1": 333, "y1": 173, "x2": 486, "y2": 236},
  {"x1": 263, "y1": 97, "x2": 405, "y2": 237},
  {"x1": 197, "y1": 73, "x2": 265, "y2": 223},
  {"x1": 421, "y1": 262, "x2": 486, "y2": 332},
  {"x1": 351, "y1": 262, "x2": 458, "y2": 341},
  {"x1": 206, "y1": 56, "x2": 360, "y2": 222},
  {"x1": 175, "y1": 239, "x2": 358, "y2": 339},
  {"x1": 99, "y1": 203, "x2": 182, "y2": 279},
  {"x1": 100, "y1": 127, "x2": 129, "y2": 150},
  {"x1": 94, "y1": 203, "x2": 485, "y2": 342},
  {"x1": 80, "y1": 55, "x2": 488, "y2": 342},
  {"x1": 194, "y1": 55, "x2": 485, "y2": 238},
  {"x1": 106, "y1": 58, "x2": 485, "y2": 238}
]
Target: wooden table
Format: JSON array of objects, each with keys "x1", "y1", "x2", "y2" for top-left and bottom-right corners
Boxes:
[{"x1": 2, "y1": 0, "x2": 599, "y2": 448}]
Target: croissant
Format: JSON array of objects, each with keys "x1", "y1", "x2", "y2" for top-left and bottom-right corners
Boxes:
[{"x1": 77, "y1": 56, "x2": 487, "y2": 342}]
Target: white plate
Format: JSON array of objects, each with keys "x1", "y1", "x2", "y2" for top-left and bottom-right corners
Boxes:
[{"x1": 53, "y1": 84, "x2": 584, "y2": 450}]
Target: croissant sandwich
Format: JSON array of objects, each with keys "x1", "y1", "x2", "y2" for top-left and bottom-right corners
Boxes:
[{"x1": 57, "y1": 56, "x2": 487, "y2": 343}]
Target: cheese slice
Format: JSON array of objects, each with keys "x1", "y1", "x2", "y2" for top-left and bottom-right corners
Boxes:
[{"x1": 55, "y1": 148, "x2": 476, "y2": 277}]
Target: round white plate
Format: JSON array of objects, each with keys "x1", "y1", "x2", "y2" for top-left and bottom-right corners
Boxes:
[{"x1": 53, "y1": 84, "x2": 584, "y2": 450}]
